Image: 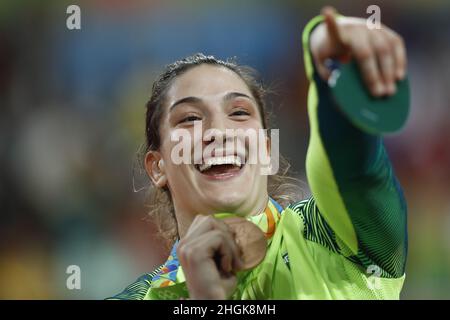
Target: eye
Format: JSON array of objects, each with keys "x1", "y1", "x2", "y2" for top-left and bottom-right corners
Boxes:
[
  {"x1": 230, "y1": 109, "x2": 250, "y2": 117},
  {"x1": 179, "y1": 115, "x2": 202, "y2": 124}
]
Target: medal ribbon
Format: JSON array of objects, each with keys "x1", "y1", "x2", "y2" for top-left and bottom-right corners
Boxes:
[{"x1": 145, "y1": 197, "x2": 283, "y2": 300}]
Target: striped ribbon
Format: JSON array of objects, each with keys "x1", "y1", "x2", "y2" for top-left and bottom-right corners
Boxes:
[{"x1": 149, "y1": 197, "x2": 283, "y2": 291}]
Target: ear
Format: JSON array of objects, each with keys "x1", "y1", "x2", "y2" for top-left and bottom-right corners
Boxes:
[{"x1": 144, "y1": 151, "x2": 168, "y2": 188}]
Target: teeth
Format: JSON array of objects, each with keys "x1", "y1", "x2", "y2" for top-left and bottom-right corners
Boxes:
[{"x1": 198, "y1": 156, "x2": 242, "y2": 172}]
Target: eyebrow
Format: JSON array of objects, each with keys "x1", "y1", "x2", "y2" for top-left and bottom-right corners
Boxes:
[{"x1": 169, "y1": 92, "x2": 254, "y2": 112}]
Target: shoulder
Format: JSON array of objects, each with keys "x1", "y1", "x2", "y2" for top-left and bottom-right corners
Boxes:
[
  {"x1": 105, "y1": 265, "x2": 163, "y2": 300},
  {"x1": 286, "y1": 197, "x2": 313, "y2": 214},
  {"x1": 284, "y1": 197, "x2": 340, "y2": 254}
]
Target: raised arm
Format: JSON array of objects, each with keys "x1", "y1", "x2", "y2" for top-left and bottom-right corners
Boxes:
[{"x1": 301, "y1": 8, "x2": 408, "y2": 278}]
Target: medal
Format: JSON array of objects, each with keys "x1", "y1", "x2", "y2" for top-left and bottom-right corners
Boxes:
[
  {"x1": 329, "y1": 60, "x2": 410, "y2": 134},
  {"x1": 215, "y1": 214, "x2": 267, "y2": 270}
]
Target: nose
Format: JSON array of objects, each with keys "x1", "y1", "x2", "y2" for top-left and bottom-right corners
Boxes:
[
  {"x1": 203, "y1": 113, "x2": 235, "y2": 150},
  {"x1": 208, "y1": 111, "x2": 227, "y2": 133}
]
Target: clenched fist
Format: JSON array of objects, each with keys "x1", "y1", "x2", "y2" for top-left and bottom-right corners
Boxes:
[{"x1": 177, "y1": 215, "x2": 244, "y2": 300}]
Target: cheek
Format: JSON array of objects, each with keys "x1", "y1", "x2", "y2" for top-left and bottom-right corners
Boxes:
[
  {"x1": 232, "y1": 120, "x2": 264, "y2": 150},
  {"x1": 249, "y1": 120, "x2": 264, "y2": 131},
  {"x1": 159, "y1": 139, "x2": 173, "y2": 165},
  {"x1": 161, "y1": 127, "x2": 198, "y2": 163},
  {"x1": 160, "y1": 157, "x2": 193, "y2": 194},
  {"x1": 159, "y1": 134, "x2": 194, "y2": 177}
]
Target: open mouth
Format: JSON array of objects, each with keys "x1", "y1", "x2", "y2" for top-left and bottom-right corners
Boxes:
[{"x1": 194, "y1": 155, "x2": 245, "y2": 177}]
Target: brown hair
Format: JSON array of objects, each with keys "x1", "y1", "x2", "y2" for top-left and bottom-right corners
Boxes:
[{"x1": 143, "y1": 53, "x2": 303, "y2": 245}]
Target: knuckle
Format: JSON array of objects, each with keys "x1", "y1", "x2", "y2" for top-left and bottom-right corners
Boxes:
[
  {"x1": 213, "y1": 229, "x2": 232, "y2": 246},
  {"x1": 192, "y1": 214, "x2": 204, "y2": 224},
  {"x1": 177, "y1": 241, "x2": 196, "y2": 263},
  {"x1": 377, "y1": 43, "x2": 391, "y2": 56},
  {"x1": 391, "y1": 35, "x2": 403, "y2": 47},
  {"x1": 204, "y1": 215, "x2": 217, "y2": 228},
  {"x1": 211, "y1": 229, "x2": 224, "y2": 240},
  {"x1": 216, "y1": 219, "x2": 229, "y2": 231},
  {"x1": 177, "y1": 244, "x2": 187, "y2": 261},
  {"x1": 364, "y1": 71, "x2": 379, "y2": 84},
  {"x1": 393, "y1": 34, "x2": 405, "y2": 46},
  {"x1": 389, "y1": 34, "x2": 405, "y2": 54},
  {"x1": 212, "y1": 217, "x2": 229, "y2": 232},
  {"x1": 374, "y1": 39, "x2": 391, "y2": 55},
  {"x1": 354, "y1": 46, "x2": 373, "y2": 60},
  {"x1": 202, "y1": 214, "x2": 213, "y2": 222},
  {"x1": 399, "y1": 36, "x2": 405, "y2": 48}
]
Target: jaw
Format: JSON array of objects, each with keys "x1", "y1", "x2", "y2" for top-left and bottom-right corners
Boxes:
[
  {"x1": 190, "y1": 163, "x2": 264, "y2": 213},
  {"x1": 168, "y1": 160, "x2": 267, "y2": 219}
]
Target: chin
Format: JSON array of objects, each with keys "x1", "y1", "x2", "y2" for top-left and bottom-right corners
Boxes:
[
  {"x1": 185, "y1": 161, "x2": 264, "y2": 214},
  {"x1": 200, "y1": 187, "x2": 250, "y2": 214}
]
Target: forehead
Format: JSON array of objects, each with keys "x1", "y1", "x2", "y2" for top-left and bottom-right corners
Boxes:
[{"x1": 165, "y1": 64, "x2": 253, "y2": 103}]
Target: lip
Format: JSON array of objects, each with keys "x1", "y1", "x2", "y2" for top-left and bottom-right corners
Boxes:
[{"x1": 194, "y1": 162, "x2": 246, "y2": 181}]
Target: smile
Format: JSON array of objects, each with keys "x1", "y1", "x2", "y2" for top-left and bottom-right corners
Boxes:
[{"x1": 194, "y1": 155, "x2": 246, "y2": 180}]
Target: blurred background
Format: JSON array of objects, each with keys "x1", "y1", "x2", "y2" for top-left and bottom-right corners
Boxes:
[{"x1": 1, "y1": 0, "x2": 449, "y2": 299}]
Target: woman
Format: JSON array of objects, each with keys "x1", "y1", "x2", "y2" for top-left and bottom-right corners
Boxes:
[{"x1": 109, "y1": 7, "x2": 408, "y2": 300}]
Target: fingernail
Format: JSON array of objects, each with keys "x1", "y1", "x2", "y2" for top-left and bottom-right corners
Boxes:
[
  {"x1": 385, "y1": 83, "x2": 394, "y2": 95},
  {"x1": 397, "y1": 69, "x2": 405, "y2": 80},
  {"x1": 388, "y1": 83, "x2": 397, "y2": 95},
  {"x1": 374, "y1": 83, "x2": 385, "y2": 96}
]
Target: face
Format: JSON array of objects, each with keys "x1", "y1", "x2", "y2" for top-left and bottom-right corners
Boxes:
[{"x1": 146, "y1": 64, "x2": 269, "y2": 228}]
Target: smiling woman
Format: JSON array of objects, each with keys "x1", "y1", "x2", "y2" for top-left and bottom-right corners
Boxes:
[
  {"x1": 107, "y1": 6, "x2": 408, "y2": 300},
  {"x1": 142, "y1": 54, "x2": 300, "y2": 243}
]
